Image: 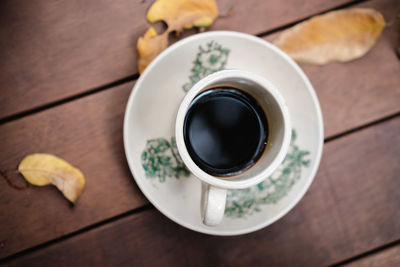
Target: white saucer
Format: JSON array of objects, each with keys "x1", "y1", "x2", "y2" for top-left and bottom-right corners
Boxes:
[{"x1": 123, "y1": 31, "x2": 323, "y2": 235}]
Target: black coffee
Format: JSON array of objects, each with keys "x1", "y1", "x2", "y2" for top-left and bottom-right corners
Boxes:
[{"x1": 183, "y1": 87, "x2": 268, "y2": 176}]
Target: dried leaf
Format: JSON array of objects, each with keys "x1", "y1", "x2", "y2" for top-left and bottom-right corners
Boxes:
[
  {"x1": 137, "y1": 0, "x2": 218, "y2": 73},
  {"x1": 18, "y1": 153, "x2": 85, "y2": 203},
  {"x1": 147, "y1": 0, "x2": 218, "y2": 32},
  {"x1": 137, "y1": 27, "x2": 169, "y2": 74},
  {"x1": 273, "y1": 8, "x2": 385, "y2": 64}
]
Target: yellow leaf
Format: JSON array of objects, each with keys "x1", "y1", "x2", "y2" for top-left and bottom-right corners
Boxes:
[
  {"x1": 18, "y1": 153, "x2": 85, "y2": 203},
  {"x1": 137, "y1": 27, "x2": 169, "y2": 74},
  {"x1": 137, "y1": 0, "x2": 218, "y2": 73},
  {"x1": 273, "y1": 8, "x2": 385, "y2": 64},
  {"x1": 147, "y1": 0, "x2": 218, "y2": 32}
]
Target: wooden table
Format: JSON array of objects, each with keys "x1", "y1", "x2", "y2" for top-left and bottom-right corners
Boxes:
[{"x1": 0, "y1": 0, "x2": 399, "y2": 266}]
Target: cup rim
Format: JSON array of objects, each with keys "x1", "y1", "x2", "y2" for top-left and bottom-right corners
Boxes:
[{"x1": 175, "y1": 70, "x2": 292, "y2": 189}]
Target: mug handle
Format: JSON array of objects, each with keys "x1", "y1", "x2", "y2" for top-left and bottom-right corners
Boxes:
[{"x1": 201, "y1": 183, "x2": 227, "y2": 226}]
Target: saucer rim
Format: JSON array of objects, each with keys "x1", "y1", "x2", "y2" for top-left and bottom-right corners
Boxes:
[{"x1": 123, "y1": 31, "x2": 324, "y2": 236}]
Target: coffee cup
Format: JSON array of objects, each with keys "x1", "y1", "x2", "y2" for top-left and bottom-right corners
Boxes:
[{"x1": 175, "y1": 70, "x2": 291, "y2": 226}]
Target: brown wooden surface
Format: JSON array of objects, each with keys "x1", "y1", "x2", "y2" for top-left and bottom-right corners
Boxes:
[
  {"x1": 4, "y1": 117, "x2": 400, "y2": 266},
  {"x1": 344, "y1": 245, "x2": 400, "y2": 267},
  {"x1": 0, "y1": 0, "x2": 359, "y2": 119},
  {"x1": 0, "y1": 22, "x2": 398, "y2": 256},
  {"x1": 1, "y1": 0, "x2": 399, "y2": 265}
]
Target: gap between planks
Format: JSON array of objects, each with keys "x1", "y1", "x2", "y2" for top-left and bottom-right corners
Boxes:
[
  {"x1": 0, "y1": 204, "x2": 153, "y2": 264},
  {"x1": 254, "y1": 0, "x2": 369, "y2": 37},
  {"x1": 0, "y1": 74, "x2": 139, "y2": 125},
  {"x1": 330, "y1": 239, "x2": 400, "y2": 266}
]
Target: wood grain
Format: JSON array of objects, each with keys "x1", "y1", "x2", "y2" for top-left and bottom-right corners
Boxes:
[
  {"x1": 0, "y1": 0, "x2": 399, "y2": 261},
  {"x1": 344, "y1": 245, "x2": 400, "y2": 267},
  {"x1": 4, "y1": 117, "x2": 400, "y2": 266},
  {"x1": 1, "y1": 15, "x2": 399, "y2": 257},
  {"x1": 264, "y1": 0, "x2": 400, "y2": 137},
  {"x1": 0, "y1": 82, "x2": 147, "y2": 259},
  {"x1": 0, "y1": 0, "x2": 355, "y2": 119}
]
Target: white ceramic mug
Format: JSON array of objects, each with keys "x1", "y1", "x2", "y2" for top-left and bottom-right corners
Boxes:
[{"x1": 175, "y1": 70, "x2": 291, "y2": 226}]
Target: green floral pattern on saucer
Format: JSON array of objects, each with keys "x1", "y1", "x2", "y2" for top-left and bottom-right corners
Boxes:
[
  {"x1": 141, "y1": 137, "x2": 190, "y2": 182},
  {"x1": 183, "y1": 41, "x2": 230, "y2": 92}
]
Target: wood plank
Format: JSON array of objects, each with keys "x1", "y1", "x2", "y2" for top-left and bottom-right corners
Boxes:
[
  {"x1": 264, "y1": 0, "x2": 400, "y2": 137},
  {"x1": 4, "y1": 117, "x2": 400, "y2": 266},
  {"x1": 0, "y1": 82, "x2": 147, "y2": 259},
  {"x1": 343, "y1": 245, "x2": 400, "y2": 267},
  {"x1": 0, "y1": 0, "x2": 355, "y2": 119}
]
